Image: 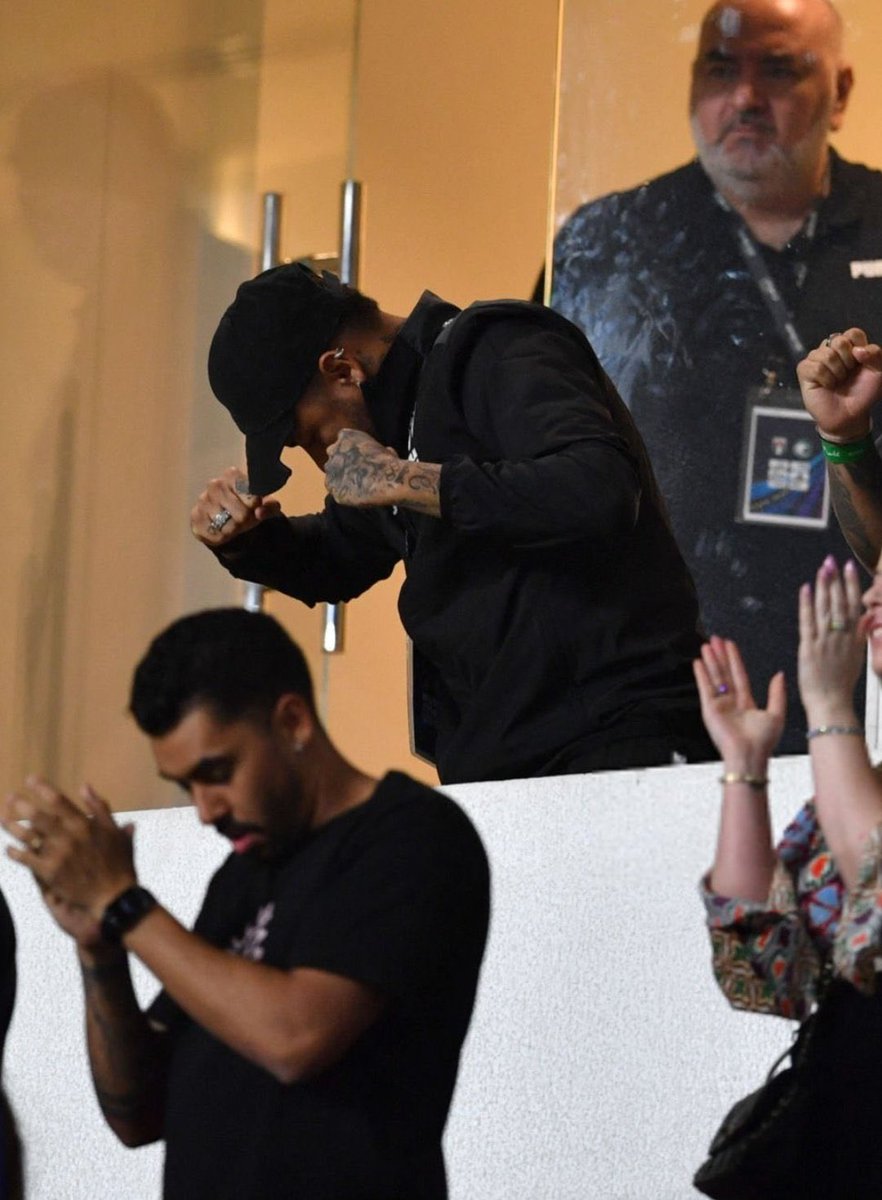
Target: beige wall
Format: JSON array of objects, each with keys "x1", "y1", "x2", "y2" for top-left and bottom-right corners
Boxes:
[
  {"x1": 0, "y1": 0, "x2": 558, "y2": 806},
  {"x1": 0, "y1": 2, "x2": 264, "y2": 808}
]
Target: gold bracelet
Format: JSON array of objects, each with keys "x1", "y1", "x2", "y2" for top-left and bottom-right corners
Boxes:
[
  {"x1": 806, "y1": 725, "x2": 863, "y2": 741},
  {"x1": 719, "y1": 773, "x2": 768, "y2": 791}
]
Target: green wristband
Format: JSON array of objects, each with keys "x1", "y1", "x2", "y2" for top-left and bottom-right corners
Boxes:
[{"x1": 820, "y1": 433, "x2": 875, "y2": 464}]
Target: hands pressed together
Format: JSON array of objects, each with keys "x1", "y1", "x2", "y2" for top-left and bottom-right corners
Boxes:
[{"x1": 0, "y1": 777, "x2": 137, "y2": 950}]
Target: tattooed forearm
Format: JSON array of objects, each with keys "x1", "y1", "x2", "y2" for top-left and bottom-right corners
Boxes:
[
  {"x1": 829, "y1": 453, "x2": 882, "y2": 570},
  {"x1": 80, "y1": 955, "x2": 167, "y2": 1140},
  {"x1": 399, "y1": 463, "x2": 441, "y2": 514},
  {"x1": 325, "y1": 430, "x2": 442, "y2": 516}
]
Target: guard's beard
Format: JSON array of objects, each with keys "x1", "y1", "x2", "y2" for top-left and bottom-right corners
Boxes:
[{"x1": 691, "y1": 113, "x2": 830, "y2": 211}]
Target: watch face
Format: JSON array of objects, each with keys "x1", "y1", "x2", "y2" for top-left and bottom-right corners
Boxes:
[{"x1": 101, "y1": 886, "x2": 157, "y2": 943}]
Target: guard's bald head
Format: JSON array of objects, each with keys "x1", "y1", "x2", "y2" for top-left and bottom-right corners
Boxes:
[{"x1": 698, "y1": 0, "x2": 844, "y2": 62}]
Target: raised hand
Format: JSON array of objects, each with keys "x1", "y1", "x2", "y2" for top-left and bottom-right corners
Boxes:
[
  {"x1": 797, "y1": 556, "x2": 868, "y2": 726},
  {"x1": 191, "y1": 467, "x2": 283, "y2": 548},
  {"x1": 1, "y1": 778, "x2": 138, "y2": 942},
  {"x1": 797, "y1": 328, "x2": 882, "y2": 441},
  {"x1": 693, "y1": 635, "x2": 786, "y2": 771}
]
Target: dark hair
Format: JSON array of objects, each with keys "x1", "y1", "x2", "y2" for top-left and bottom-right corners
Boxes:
[
  {"x1": 129, "y1": 609, "x2": 315, "y2": 736},
  {"x1": 332, "y1": 285, "x2": 382, "y2": 337}
]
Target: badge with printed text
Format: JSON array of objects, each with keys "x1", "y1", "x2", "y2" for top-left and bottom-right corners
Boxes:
[{"x1": 737, "y1": 388, "x2": 829, "y2": 528}]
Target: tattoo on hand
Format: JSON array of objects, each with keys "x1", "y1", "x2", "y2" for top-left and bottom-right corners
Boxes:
[
  {"x1": 325, "y1": 431, "x2": 441, "y2": 515},
  {"x1": 326, "y1": 441, "x2": 405, "y2": 505}
]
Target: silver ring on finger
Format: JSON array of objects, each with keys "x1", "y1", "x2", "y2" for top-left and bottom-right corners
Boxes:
[
  {"x1": 824, "y1": 332, "x2": 842, "y2": 348},
  {"x1": 208, "y1": 509, "x2": 233, "y2": 534}
]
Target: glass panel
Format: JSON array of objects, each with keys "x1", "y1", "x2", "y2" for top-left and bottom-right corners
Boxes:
[
  {"x1": 549, "y1": 0, "x2": 882, "y2": 751},
  {"x1": 0, "y1": 0, "x2": 358, "y2": 805}
]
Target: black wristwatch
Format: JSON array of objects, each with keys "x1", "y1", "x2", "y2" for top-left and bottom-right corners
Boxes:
[{"x1": 100, "y1": 885, "x2": 158, "y2": 945}]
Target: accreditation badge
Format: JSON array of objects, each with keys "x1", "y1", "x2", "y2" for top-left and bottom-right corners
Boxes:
[{"x1": 736, "y1": 387, "x2": 829, "y2": 528}]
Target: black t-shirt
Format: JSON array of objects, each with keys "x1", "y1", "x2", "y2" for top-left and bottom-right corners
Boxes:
[
  {"x1": 0, "y1": 889, "x2": 15, "y2": 1068},
  {"x1": 148, "y1": 773, "x2": 489, "y2": 1200},
  {"x1": 0, "y1": 888, "x2": 16, "y2": 1197}
]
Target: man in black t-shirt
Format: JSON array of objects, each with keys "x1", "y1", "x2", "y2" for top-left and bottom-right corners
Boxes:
[{"x1": 0, "y1": 609, "x2": 489, "y2": 1199}]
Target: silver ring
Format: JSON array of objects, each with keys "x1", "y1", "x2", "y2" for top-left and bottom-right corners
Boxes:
[
  {"x1": 208, "y1": 509, "x2": 232, "y2": 534},
  {"x1": 824, "y1": 332, "x2": 841, "y2": 348}
]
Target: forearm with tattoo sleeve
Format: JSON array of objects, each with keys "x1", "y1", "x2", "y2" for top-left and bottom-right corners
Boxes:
[
  {"x1": 79, "y1": 947, "x2": 169, "y2": 1146},
  {"x1": 325, "y1": 439, "x2": 441, "y2": 515},
  {"x1": 828, "y1": 448, "x2": 882, "y2": 571}
]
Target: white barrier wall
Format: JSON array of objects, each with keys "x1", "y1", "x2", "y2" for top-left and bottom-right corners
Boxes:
[{"x1": 3, "y1": 757, "x2": 817, "y2": 1199}]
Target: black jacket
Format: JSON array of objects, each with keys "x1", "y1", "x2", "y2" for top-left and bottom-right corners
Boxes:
[{"x1": 218, "y1": 294, "x2": 706, "y2": 783}]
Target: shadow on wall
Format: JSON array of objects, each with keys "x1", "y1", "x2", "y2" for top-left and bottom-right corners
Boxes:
[{"x1": 2, "y1": 70, "x2": 196, "y2": 789}]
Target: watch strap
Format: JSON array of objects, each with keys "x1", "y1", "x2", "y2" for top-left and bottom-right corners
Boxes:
[{"x1": 100, "y1": 885, "x2": 157, "y2": 945}]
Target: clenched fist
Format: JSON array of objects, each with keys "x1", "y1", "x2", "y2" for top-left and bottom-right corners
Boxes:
[{"x1": 191, "y1": 467, "x2": 283, "y2": 548}]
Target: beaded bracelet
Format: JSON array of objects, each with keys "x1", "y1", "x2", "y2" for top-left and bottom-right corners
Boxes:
[
  {"x1": 719, "y1": 772, "x2": 768, "y2": 790},
  {"x1": 819, "y1": 433, "x2": 875, "y2": 465},
  {"x1": 806, "y1": 724, "x2": 864, "y2": 741}
]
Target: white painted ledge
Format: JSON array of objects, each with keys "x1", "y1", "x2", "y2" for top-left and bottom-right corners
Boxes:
[{"x1": 4, "y1": 756, "x2": 816, "y2": 1199}]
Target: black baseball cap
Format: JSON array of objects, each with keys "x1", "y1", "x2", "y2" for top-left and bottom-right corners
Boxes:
[{"x1": 207, "y1": 263, "x2": 349, "y2": 495}]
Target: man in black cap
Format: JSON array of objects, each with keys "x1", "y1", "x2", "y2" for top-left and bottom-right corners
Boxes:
[{"x1": 193, "y1": 264, "x2": 714, "y2": 783}]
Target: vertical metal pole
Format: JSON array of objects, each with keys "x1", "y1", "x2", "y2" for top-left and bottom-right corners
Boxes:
[
  {"x1": 322, "y1": 180, "x2": 363, "y2": 654},
  {"x1": 243, "y1": 193, "x2": 284, "y2": 615},
  {"x1": 338, "y1": 179, "x2": 362, "y2": 286},
  {"x1": 260, "y1": 192, "x2": 283, "y2": 271}
]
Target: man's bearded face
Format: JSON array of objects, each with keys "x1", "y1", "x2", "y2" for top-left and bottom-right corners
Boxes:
[{"x1": 689, "y1": 1, "x2": 848, "y2": 202}]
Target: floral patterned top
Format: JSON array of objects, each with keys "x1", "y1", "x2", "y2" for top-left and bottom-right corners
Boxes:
[{"x1": 701, "y1": 802, "x2": 882, "y2": 1021}]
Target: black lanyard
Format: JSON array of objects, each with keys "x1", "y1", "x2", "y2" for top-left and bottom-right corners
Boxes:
[{"x1": 716, "y1": 193, "x2": 818, "y2": 365}]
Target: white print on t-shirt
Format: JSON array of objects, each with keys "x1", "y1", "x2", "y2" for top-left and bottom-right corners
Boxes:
[
  {"x1": 850, "y1": 260, "x2": 882, "y2": 279},
  {"x1": 230, "y1": 902, "x2": 275, "y2": 961}
]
